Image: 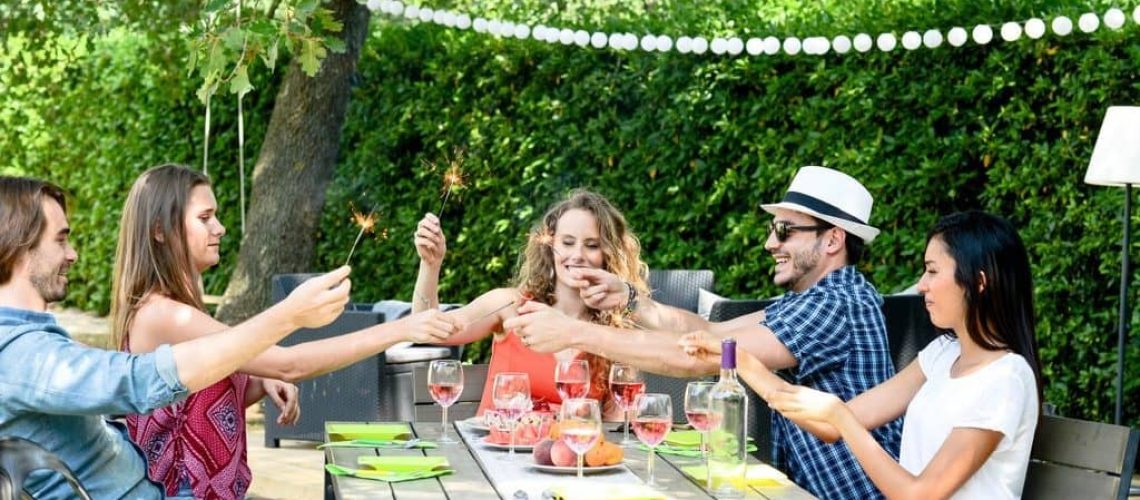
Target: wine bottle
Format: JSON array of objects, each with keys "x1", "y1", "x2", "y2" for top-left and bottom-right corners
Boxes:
[{"x1": 707, "y1": 338, "x2": 748, "y2": 497}]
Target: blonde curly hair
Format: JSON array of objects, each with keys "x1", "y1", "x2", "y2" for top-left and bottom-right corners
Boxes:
[{"x1": 514, "y1": 189, "x2": 649, "y2": 398}]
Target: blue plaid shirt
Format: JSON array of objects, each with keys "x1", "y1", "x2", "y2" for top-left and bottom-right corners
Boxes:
[{"x1": 764, "y1": 266, "x2": 902, "y2": 499}]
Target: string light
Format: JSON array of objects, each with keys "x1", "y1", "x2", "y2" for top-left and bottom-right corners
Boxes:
[{"x1": 367, "y1": 2, "x2": 1134, "y2": 57}]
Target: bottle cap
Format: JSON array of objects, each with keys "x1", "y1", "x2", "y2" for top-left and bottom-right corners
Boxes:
[{"x1": 721, "y1": 338, "x2": 737, "y2": 369}]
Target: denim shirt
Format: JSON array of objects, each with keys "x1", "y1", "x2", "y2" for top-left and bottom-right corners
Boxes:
[{"x1": 0, "y1": 306, "x2": 189, "y2": 499}]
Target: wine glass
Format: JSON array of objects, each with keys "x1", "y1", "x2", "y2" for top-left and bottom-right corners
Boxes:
[
  {"x1": 608, "y1": 363, "x2": 644, "y2": 445},
  {"x1": 555, "y1": 359, "x2": 590, "y2": 402},
  {"x1": 491, "y1": 372, "x2": 531, "y2": 461},
  {"x1": 427, "y1": 360, "x2": 464, "y2": 444},
  {"x1": 559, "y1": 398, "x2": 602, "y2": 478},
  {"x1": 685, "y1": 381, "x2": 716, "y2": 488},
  {"x1": 632, "y1": 393, "x2": 672, "y2": 486}
]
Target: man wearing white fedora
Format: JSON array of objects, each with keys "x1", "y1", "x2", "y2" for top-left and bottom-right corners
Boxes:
[{"x1": 505, "y1": 166, "x2": 899, "y2": 499}]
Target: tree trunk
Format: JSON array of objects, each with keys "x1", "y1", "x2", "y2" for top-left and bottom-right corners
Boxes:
[{"x1": 216, "y1": 0, "x2": 369, "y2": 323}]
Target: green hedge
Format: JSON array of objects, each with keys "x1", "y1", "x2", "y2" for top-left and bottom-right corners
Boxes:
[
  {"x1": 2, "y1": 2, "x2": 1137, "y2": 425},
  {"x1": 324, "y1": 6, "x2": 1140, "y2": 424}
]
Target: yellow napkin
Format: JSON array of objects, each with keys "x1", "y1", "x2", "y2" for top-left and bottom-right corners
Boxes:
[
  {"x1": 664, "y1": 430, "x2": 702, "y2": 447},
  {"x1": 326, "y1": 423, "x2": 412, "y2": 442},
  {"x1": 357, "y1": 456, "x2": 450, "y2": 473},
  {"x1": 680, "y1": 463, "x2": 788, "y2": 487},
  {"x1": 550, "y1": 484, "x2": 666, "y2": 500}
]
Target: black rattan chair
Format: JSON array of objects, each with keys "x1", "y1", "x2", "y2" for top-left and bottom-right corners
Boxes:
[
  {"x1": 647, "y1": 269, "x2": 714, "y2": 313},
  {"x1": 264, "y1": 274, "x2": 456, "y2": 447}
]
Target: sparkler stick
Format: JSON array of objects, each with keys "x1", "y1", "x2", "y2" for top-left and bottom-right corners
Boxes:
[
  {"x1": 345, "y1": 204, "x2": 378, "y2": 267},
  {"x1": 435, "y1": 154, "x2": 466, "y2": 219}
]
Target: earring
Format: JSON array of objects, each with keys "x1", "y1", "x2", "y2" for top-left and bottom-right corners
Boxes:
[{"x1": 549, "y1": 266, "x2": 555, "y2": 280}]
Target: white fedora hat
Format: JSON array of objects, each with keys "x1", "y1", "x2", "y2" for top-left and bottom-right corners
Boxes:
[{"x1": 760, "y1": 166, "x2": 880, "y2": 243}]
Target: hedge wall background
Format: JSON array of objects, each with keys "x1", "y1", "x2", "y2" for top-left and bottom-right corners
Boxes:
[{"x1": 2, "y1": 0, "x2": 1137, "y2": 425}]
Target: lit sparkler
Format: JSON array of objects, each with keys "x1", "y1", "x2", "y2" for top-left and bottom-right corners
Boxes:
[
  {"x1": 436, "y1": 153, "x2": 467, "y2": 218},
  {"x1": 345, "y1": 203, "x2": 378, "y2": 267}
]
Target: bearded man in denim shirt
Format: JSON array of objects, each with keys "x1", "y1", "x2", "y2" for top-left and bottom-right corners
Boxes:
[{"x1": 0, "y1": 176, "x2": 352, "y2": 498}]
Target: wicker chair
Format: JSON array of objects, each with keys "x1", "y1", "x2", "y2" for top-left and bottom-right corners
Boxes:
[
  {"x1": 263, "y1": 274, "x2": 456, "y2": 447},
  {"x1": 647, "y1": 269, "x2": 714, "y2": 313}
]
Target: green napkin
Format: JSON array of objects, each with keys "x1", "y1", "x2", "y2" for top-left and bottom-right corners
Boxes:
[
  {"x1": 326, "y1": 423, "x2": 412, "y2": 442},
  {"x1": 664, "y1": 430, "x2": 703, "y2": 447},
  {"x1": 680, "y1": 463, "x2": 787, "y2": 487},
  {"x1": 357, "y1": 455, "x2": 450, "y2": 473},
  {"x1": 549, "y1": 484, "x2": 666, "y2": 500},
  {"x1": 317, "y1": 439, "x2": 438, "y2": 449},
  {"x1": 637, "y1": 442, "x2": 757, "y2": 457},
  {"x1": 324, "y1": 463, "x2": 452, "y2": 483}
]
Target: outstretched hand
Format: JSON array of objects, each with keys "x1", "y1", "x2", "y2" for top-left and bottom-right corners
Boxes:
[
  {"x1": 568, "y1": 268, "x2": 628, "y2": 310},
  {"x1": 414, "y1": 213, "x2": 446, "y2": 267},
  {"x1": 678, "y1": 331, "x2": 722, "y2": 365},
  {"x1": 502, "y1": 300, "x2": 575, "y2": 353},
  {"x1": 403, "y1": 308, "x2": 463, "y2": 343},
  {"x1": 285, "y1": 266, "x2": 351, "y2": 329},
  {"x1": 767, "y1": 384, "x2": 845, "y2": 424}
]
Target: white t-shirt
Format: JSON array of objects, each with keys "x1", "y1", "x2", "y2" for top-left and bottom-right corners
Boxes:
[{"x1": 899, "y1": 336, "x2": 1039, "y2": 499}]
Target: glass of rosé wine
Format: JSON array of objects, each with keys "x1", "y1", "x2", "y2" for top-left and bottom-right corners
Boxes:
[
  {"x1": 555, "y1": 359, "x2": 590, "y2": 403},
  {"x1": 609, "y1": 363, "x2": 645, "y2": 445},
  {"x1": 491, "y1": 372, "x2": 531, "y2": 460},
  {"x1": 685, "y1": 381, "x2": 717, "y2": 488},
  {"x1": 559, "y1": 398, "x2": 602, "y2": 478},
  {"x1": 427, "y1": 360, "x2": 464, "y2": 444},
  {"x1": 632, "y1": 393, "x2": 672, "y2": 486}
]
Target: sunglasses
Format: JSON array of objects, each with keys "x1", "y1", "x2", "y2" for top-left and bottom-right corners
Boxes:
[{"x1": 768, "y1": 221, "x2": 828, "y2": 242}]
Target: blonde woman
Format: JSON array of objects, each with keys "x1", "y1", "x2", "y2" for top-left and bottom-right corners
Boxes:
[{"x1": 413, "y1": 189, "x2": 647, "y2": 419}]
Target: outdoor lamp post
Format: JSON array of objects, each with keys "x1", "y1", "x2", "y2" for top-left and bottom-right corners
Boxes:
[{"x1": 1084, "y1": 105, "x2": 1140, "y2": 425}]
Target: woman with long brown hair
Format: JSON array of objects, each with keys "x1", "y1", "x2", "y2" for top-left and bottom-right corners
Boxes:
[
  {"x1": 413, "y1": 188, "x2": 648, "y2": 419},
  {"x1": 111, "y1": 164, "x2": 459, "y2": 499}
]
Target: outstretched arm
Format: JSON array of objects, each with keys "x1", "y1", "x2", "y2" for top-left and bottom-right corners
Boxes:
[
  {"x1": 569, "y1": 267, "x2": 767, "y2": 334},
  {"x1": 503, "y1": 298, "x2": 779, "y2": 378},
  {"x1": 681, "y1": 333, "x2": 922, "y2": 443},
  {"x1": 412, "y1": 212, "x2": 446, "y2": 313},
  {"x1": 168, "y1": 267, "x2": 351, "y2": 392},
  {"x1": 771, "y1": 380, "x2": 1000, "y2": 499},
  {"x1": 131, "y1": 272, "x2": 461, "y2": 384}
]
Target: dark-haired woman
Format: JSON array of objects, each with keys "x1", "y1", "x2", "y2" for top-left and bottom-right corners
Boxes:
[{"x1": 682, "y1": 210, "x2": 1041, "y2": 499}]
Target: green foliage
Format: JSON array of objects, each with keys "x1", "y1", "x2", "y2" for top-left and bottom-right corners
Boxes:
[
  {"x1": 3, "y1": 0, "x2": 1138, "y2": 425},
  {"x1": 188, "y1": 0, "x2": 346, "y2": 102},
  {"x1": 319, "y1": 4, "x2": 1140, "y2": 424},
  {"x1": 0, "y1": 27, "x2": 275, "y2": 312}
]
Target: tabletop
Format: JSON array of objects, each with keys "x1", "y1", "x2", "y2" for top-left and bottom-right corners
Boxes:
[{"x1": 324, "y1": 421, "x2": 816, "y2": 499}]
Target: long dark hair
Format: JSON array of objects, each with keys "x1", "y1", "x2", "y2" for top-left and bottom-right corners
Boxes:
[
  {"x1": 928, "y1": 211, "x2": 1042, "y2": 401},
  {"x1": 111, "y1": 164, "x2": 211, "y2": 350}
]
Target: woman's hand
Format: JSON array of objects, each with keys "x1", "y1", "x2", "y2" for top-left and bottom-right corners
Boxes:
[
  {"x1": 402, "y1": 309, "x2": 463, "y2": 343},
  {"x1": 678, "y1": 331, "x2": 721, "y2": 365},
  {"x1": 767, "y1": 385, "x2": 845, "y2": 424},
  {"x1": 262, "y1": 378, "x2": 300, "y2": 425},
  {"x1": 414, "y1": 213, "x2": 446, "y2": 268}
]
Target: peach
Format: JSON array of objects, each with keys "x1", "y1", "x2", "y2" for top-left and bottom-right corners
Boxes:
[
  {"x1": 585, "y1": 441, "x2": 623, "y2": 466},
  {"x1": 550, "y1": 440, "x2": 577, "y2": 467},
  {"x1": 533, "y1": 439, "x2": 555, "y2": 466}
]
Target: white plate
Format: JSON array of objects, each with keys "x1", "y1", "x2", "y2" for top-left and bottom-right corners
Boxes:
[
  {"x1": 480, "y1": 438, "x2": 535, "y2": 451},
  {"x1": 459, "y1": 417, "x2": 489, "y2": 432},
  {"x1": 529, "y1": 463, "x2": 625, "y2": 474}
]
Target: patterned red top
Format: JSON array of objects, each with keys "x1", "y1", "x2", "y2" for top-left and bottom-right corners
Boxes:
[{"x1": 127, "y1": 372, "x2": 252, "y2": 499}]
